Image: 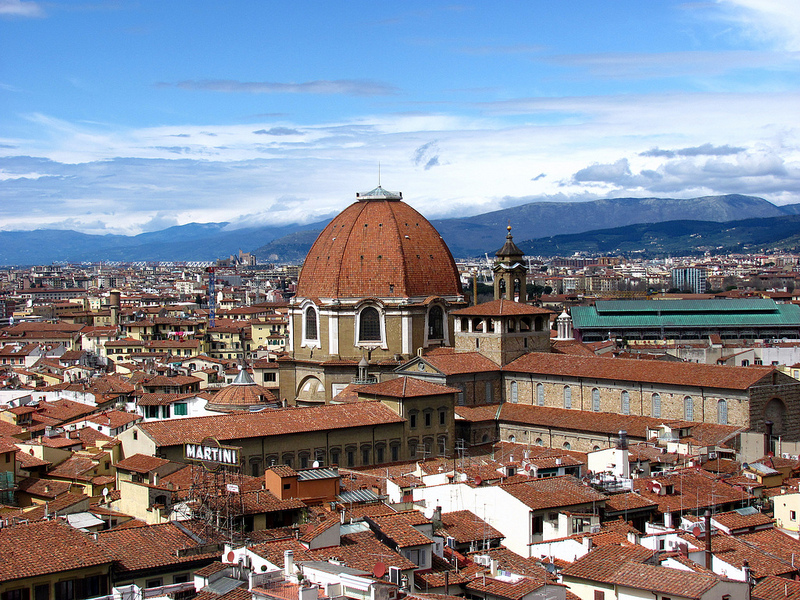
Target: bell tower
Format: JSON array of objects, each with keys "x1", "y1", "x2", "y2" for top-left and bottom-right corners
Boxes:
[{"x1": 493, "y1": 225, "x2": 527, "y2": 302}]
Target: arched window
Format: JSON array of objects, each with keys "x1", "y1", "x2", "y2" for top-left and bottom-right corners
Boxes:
[
  {"x1": 304, "y1": 307, "x2": 318, "y2": 341},
  {"x1": 428, "y1": 306, "x2": 444, "y2": 339},
  {"x1": 563, "y1": 442, "x2": 571, "y2": 450},
  {"x1": 652, "y1": 393, "x2": 661, "y2": 418},
  {"x1": 510, "y1": 381, "x2": 518, "y2": 403},
  {"x1": 621, "y1": 390, "x2": 630, "y2": 415},
  {"x1": 684, "y1": 396, "x2": 694, "y2": 421},
  {"x1": 535, "y1": 438, "x2": 544, "y2": 446},
  {"x1": 358, "y1": 307, "x2": 381, "y2": 342},
  {"x1": 509, "y1": 435, "x2": 516, "y2": 443},
  {"x1": 564, "y1": 386, "x2": 572, "y2": 409},
  {"x1": 536, "y1": 383, "x2": 545, "y2": 406},
  {"x1": 718, "y1": 399, "x2": 728, "y2": 425},
  {"x1": 592, "y1": 388, "x2": 600, "y2": 412}
]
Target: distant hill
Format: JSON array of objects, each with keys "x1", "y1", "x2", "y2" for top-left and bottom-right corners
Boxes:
[
  {"x1": 431, "y1": 194, "x2": 791, "y2": 257},
  {"x1": 0, "y1": 221, "x2": 321, "y2": 265},
  {"x1": 255, "y1": 194, "x2": 799, "y2": 260},
  {"x1": 517, "y1": 214, "x2": 800, "y2": 257},
  {"x1": 1, "y1": 194, "x2": 798, "y2": 265}
]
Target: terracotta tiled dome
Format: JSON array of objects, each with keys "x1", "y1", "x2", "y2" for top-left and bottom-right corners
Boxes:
[
  {"x1": 296, "y1": 186, "x2": 462, "y2": 300},
  {"x1": 205, "y1": 369, "x2": 278, "y2": 413}
]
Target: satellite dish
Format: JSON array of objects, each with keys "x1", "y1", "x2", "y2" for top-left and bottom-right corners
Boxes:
[
  {"x1": 226, "y1": 551, "x2": 235, "y2": 563},
  {"x1": 312, "y1": 460, "x2": 320, "y2": 468},
  {"x1": 475, "y1": 476, "x2": 483, "y2": 486},
  {"x1": 524, "y1": 464, "x2": 532, "y2": 472},
  {"x1": 692, "y1": 526, "x2": 703, "y2": 538},
  {"x1": 373, "y1": 562, "x2": 387, "y2": 578},
  {"x1": 102, "y1": 487, "x2": 109, "y2": 499}
]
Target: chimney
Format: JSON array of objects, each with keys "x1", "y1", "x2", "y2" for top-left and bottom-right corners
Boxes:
[
  {"x1": 432, "y1": 506, "x2": 442, "y2": 528},
  {"x1": 284, "y1": 549, "x2": 294, "y2": 578},
  {"x1": 617, "y1": 430, "x2": 628, "y2": 450},
  {"x1": 704, "y1": 510, "x2": 712, "y2": 570}
]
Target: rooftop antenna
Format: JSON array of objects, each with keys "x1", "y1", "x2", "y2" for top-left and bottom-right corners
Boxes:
[{"x1": 378, "y1": 162, "x2": 381, "y2": 187}]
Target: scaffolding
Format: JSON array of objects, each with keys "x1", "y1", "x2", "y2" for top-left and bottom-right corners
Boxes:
[{"x1": 188, "y1": 461, "x2": 246, "y2": 543}]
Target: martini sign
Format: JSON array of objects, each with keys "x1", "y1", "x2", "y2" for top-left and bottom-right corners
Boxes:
[{"x1": 185, "y1": 437, "x2": 240, "y2": 471}]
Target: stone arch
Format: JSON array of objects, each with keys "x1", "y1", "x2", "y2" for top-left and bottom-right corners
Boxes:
[
  {"x1": 296, "y1": 375, "x2": 325, "y2": 402},
  {"x1": 765, "y1": 398, "x2": 788, "y2": 435}
]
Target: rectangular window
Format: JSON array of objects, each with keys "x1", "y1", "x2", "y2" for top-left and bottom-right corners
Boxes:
[
  {"x1": 362, "y1": 447, "x2": 370, "y2": 465},
  {"x1": 54, "y1": 580, "x2": 75, "y2": 600},
  {"x1": 162, "y1": 405, "x2": 170, "y2": 419},
  {"x1": 377, "y1": 446, "x2": 385, "y2": 463},
  {"x1": 2, "y1": 589, "x2": 31, "y2": 600},
  {"x1": 410, "y1": 413, "x2": 417, "y2": 428},
  {"x1": 594, "y1": 592, "x2": 604, "y2": 600},
  {"x1": 791, "y1": 510, "x2": 796, "y2": 521},
  {"x1": 347, "y1": 450, "x2": 355, "y2": 467},
  {"x1": 264, "y1": 372, "x2": 277, "y2": 382},
  {"x1": 34, "y1": 585, "x2": 49, "y2": 600},
  {"x1": 424, "y1": 412, "x2": 432, "y2": 427},
  {"x1": 145, "y1": 405, "x2": 159, "y2": 418},
  {"x1": 391, "y1": 445, "x2": 399, "y2": 461},
  {"x1": 174, "y1": 403, "x2": 188, "y2": 416},
  {"x1": 145, "y1": 579, "x2": 162, "y2": 589},
  {"x1": 439, "y1": 410, "x2": 446, "y2": 426}
]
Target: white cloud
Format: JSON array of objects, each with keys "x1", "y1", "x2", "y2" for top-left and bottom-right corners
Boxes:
[
  {"x1": 718, "y1": 0, "x2": 800, "y2": 52},
  {"x1": 2, "y1": 89, "x2": 799, "y2": 233},
  {"x1": 0, "y1": 0, "x2": 43, "y2": 17},
  {"x1": 158, "y1": 79, "x2": 399, "y2": 97}
]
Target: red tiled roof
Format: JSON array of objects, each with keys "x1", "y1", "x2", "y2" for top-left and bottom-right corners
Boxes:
[
  {"x1": 115, "y1": 453, "x2": 170, "y2": 473},
  {"x1": 438, "y1": 510, "x2": 504, "y2": 544},
  {"x1": 712, "y1": 509, "x2": 774, "y2": 531},
  {"x1": 609, "y1": 562, "x2": 722, "y2": 598},
  {"x1": 466, "y1": 575, "x2": 550, "y2": 600},
  {"x1": 504, "y1": 352, "x2": 775, "y2": 390},
  {"x1": 357, "y1": 377, "x2": 461, "y2": 398},
  {"x1": 560, "y1": 545, "x2": 653, "y2": 582},
  {"x1": 421, "y1": 350, "x2": 500, "y2": 374},
  {"x1": 753, "y1": 575, "x2": 800, "y2": 600},
  {"x1": 453, "y1": 300, "x2": 551, "y2": 317},
  {"x1": 96, "y1": 522, "x2": 219, "y2": 572},
  {"x1": 0, "y1": 520, "x2": 111, "y2": 582},
  {"x1": 500, "y1": 476, "x2": 606, "y2": 511},
  {"x1": 137, "y1": 401, "x2": 405, "y2": 447},
  {"x1": 296, "y1": 196, "x2": 462, "y2": 299}
]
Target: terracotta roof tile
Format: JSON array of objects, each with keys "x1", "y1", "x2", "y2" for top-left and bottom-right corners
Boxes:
[
  {"x1": 96, "y1": 521, "x2": 220, "y2": 572},
  {"x1": 138, "y1": 401, "x2": 404, "y2": 447},
  {"x1": 0, "y1": 520, "x2": 111, "y2": 582},
  {"x1": 297, "y1": 196, "x2": 462, "y2": 300},
  {"x1": 504, "y1": 352, "x2": 775, "y2": 390}
]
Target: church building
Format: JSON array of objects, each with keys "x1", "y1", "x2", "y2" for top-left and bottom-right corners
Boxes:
[{"x1": 279, "y1": 186, "x2": 466, "y2": 403}]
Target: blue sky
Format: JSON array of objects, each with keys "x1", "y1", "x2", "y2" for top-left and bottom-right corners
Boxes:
[{"x1": 1, "y1": 0, "x2": 799, "y2": 235}]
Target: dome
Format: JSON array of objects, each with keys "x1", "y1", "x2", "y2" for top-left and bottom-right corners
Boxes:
[
  {"x1": 297, "y1": 187, "x2": 462, "y2": 300},
  {"x1": 205, "y1": 368, "x2": 279, "y2": 413}
]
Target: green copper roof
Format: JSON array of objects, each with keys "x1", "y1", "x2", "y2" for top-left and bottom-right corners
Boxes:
[{"x1": 572, "y1": 299, "x2": 800, "y2": 329}]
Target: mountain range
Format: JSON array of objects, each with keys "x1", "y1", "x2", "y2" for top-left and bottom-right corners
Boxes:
[{"x1": 1, "y1": 194, "x2": 798, "y2": 265}]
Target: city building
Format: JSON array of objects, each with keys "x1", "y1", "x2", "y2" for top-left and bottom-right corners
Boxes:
[
  {"x1": 672, "y1": 266, "x2": 708, "y2": 293},
  {"x1": 279, "y1": 185, "x2": 466, "y2": 403}
]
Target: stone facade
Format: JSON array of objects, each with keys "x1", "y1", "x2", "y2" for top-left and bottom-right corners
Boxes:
[{"x1": 503, "y1": 374, "x2": 753, "y2": 426}]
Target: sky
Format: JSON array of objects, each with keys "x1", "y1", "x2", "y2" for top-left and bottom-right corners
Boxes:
[{"x1": 1, "y1": 0, "x2": 799, "y2": 236}]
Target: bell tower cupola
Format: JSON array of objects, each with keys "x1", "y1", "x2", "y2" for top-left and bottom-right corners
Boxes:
[{"x1": 493, "y1": 225, "x2": 527, "y2": 302}]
